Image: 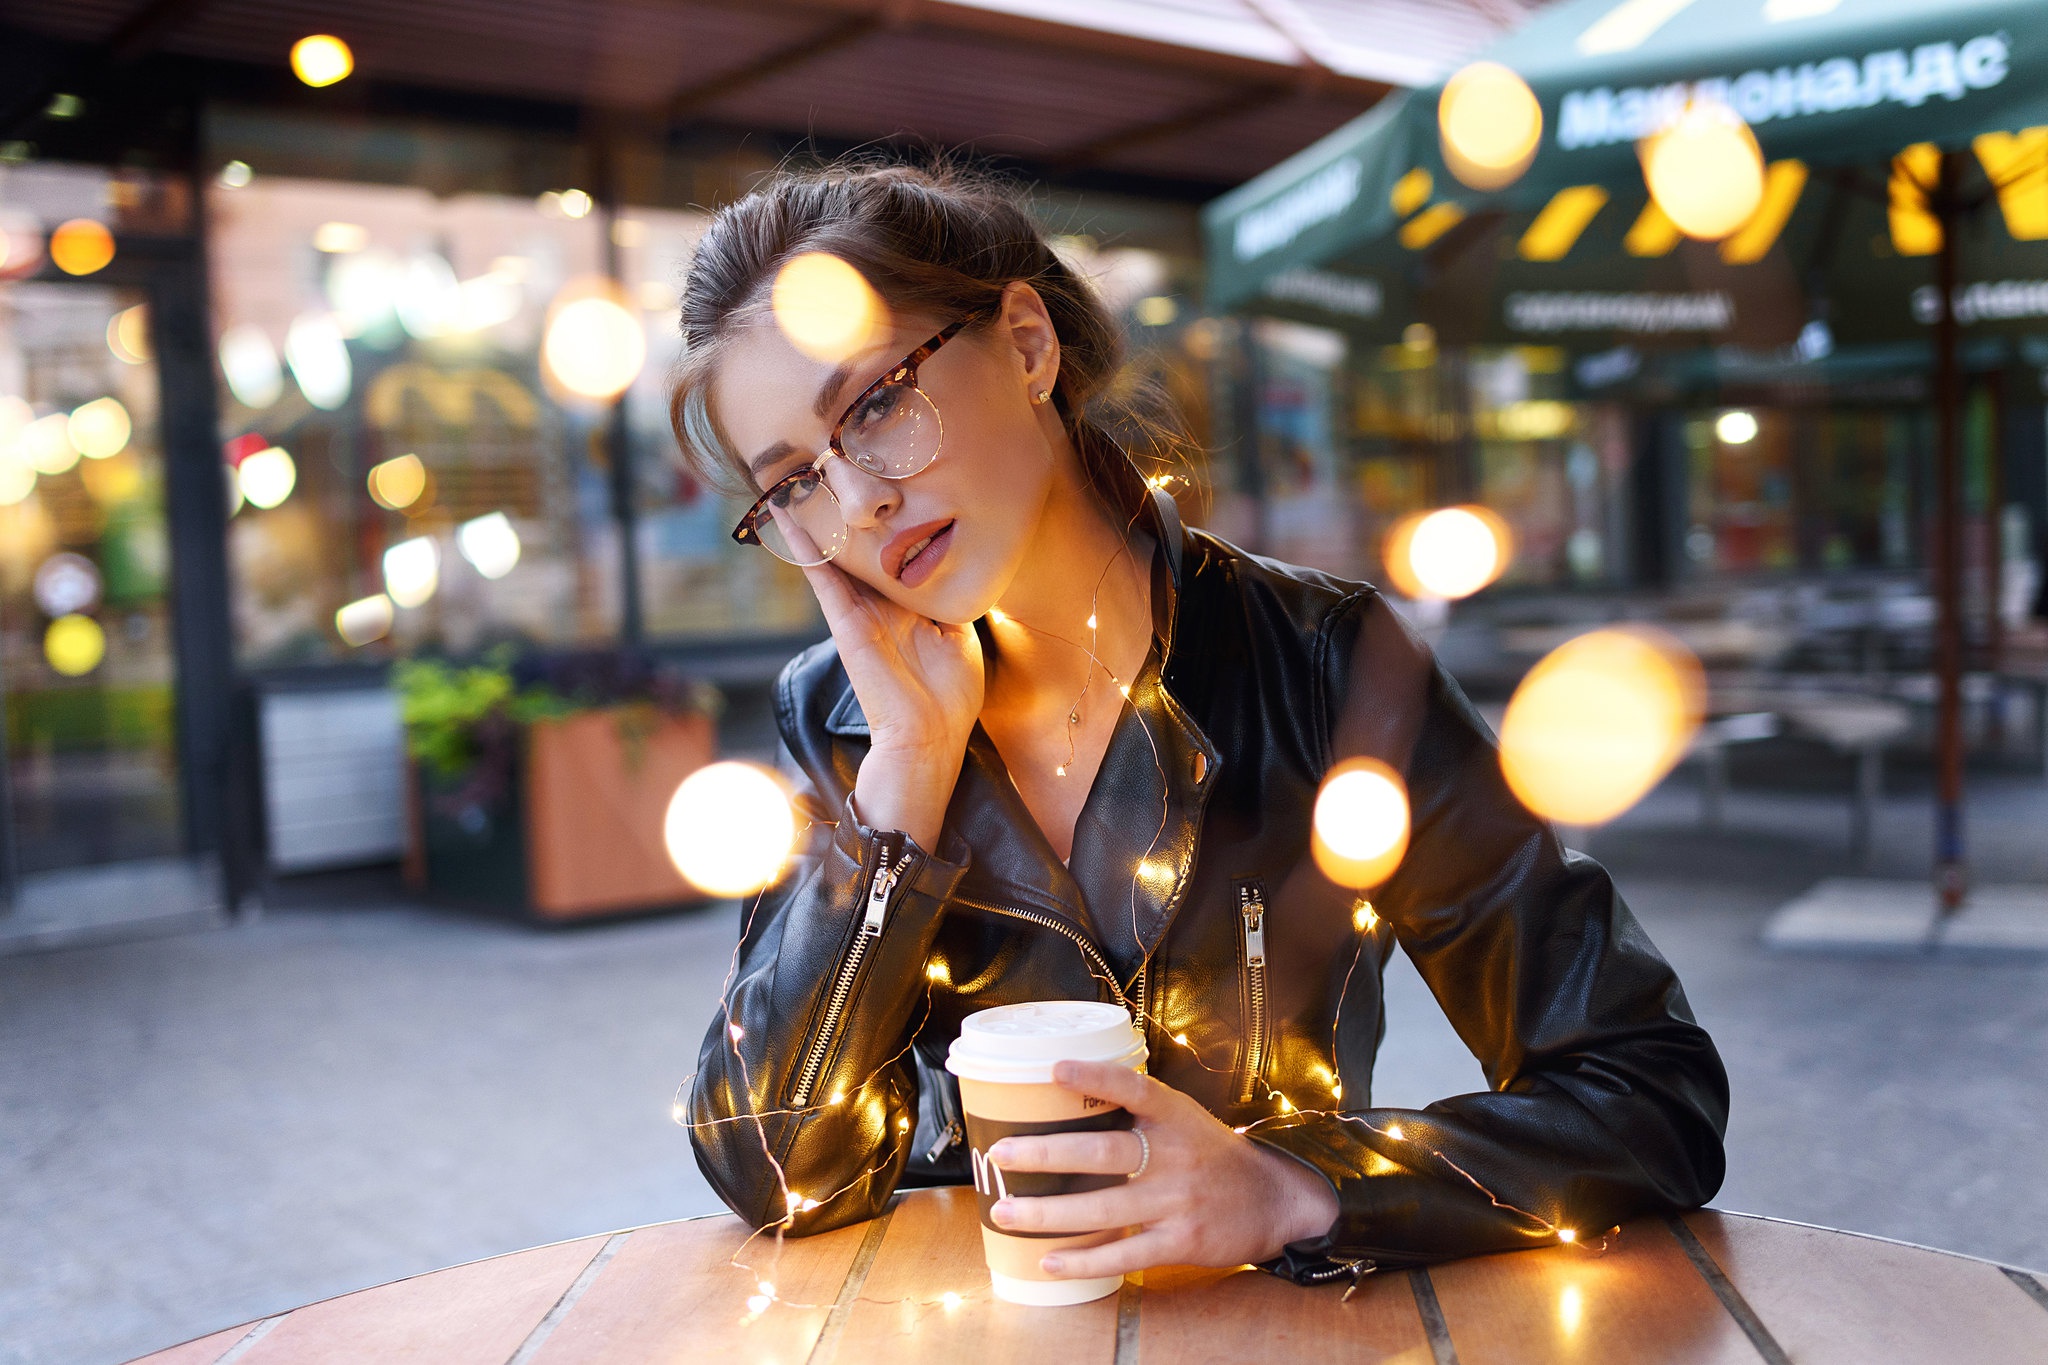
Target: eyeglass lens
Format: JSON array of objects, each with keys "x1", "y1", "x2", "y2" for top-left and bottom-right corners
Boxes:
[{"x1": 752, "y1": 381, "x2": 941, "y2": 566}]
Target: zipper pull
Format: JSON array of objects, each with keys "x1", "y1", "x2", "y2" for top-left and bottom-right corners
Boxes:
[
  {"x1": 1239, "y1": 883, "x2": 1266, "y2": 964},
  {"x1": 863, "y1": 832, "x2": 907, "y2": 935},
  {"x1": 926, "y1": 1121, "x2": 963, "y2": 1161}
]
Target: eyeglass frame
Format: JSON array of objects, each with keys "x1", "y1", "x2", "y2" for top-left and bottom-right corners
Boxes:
[{"x1": 729, "y1": 308, "x2": 991, "y2": 558}]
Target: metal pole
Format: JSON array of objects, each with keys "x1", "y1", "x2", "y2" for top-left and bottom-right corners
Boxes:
[{"x1": 1932, "y1": 151, "x2": 1967, "y2": 915}]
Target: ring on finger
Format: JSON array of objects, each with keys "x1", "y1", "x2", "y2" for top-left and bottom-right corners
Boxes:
[{"x1": 1129, "y1": 1127, "x2": 1150, "y2": 1179}]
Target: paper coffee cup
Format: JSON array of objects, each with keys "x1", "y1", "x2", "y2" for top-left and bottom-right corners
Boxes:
[{"x1": 945, "y1": 1000, "x2": 1148, "y2": 1307}]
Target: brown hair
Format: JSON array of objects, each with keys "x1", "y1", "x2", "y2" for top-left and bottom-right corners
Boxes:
[{"x1": 668, "y1": 157, "x2": 1185, "y2": 513}]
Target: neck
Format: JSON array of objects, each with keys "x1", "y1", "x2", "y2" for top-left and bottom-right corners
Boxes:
[{"x1": 983, "y1": 464, "x2": 1154, "y2": 722}]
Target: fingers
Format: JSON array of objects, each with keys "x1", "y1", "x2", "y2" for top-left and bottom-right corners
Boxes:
[
  {"x1": 799, "y1": 559, "x2": 874, "y2": 631},
  {"x1": 992, "y1": 1183, "x2": 1143, "y2": 1236},
  {"x1": 1040, "y1": 1230, "x2": 1177, "y2": 1281},
  {"x1": 989, "y1": 1128, "x2": 1144, "y2": 1175},
  {"x1": 1052, "y1": 1060, "x2": 1168, "y2": 1117}
]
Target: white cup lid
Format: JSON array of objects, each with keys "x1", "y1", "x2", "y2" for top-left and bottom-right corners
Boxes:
[{"x1": 945, "y1": 1001, "x2": 1146, "y2": 1083}]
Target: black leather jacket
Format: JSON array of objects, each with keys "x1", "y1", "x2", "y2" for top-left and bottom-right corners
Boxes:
[{"x1": 689, "y1": 463, "x2": 1729, "y2": 1279}]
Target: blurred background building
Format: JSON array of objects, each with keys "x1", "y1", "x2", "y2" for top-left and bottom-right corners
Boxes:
[
  {"x1": 0, "y1": 0, "x2": 1539, "y2": 928},
  {"x1": 1, "y1": 0, "x2": 2044, "y2": 932}
]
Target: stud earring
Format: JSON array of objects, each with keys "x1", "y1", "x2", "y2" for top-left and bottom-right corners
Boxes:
[{"x1": 1033, "y1": 389, "x2": 1051, "y2": 405}]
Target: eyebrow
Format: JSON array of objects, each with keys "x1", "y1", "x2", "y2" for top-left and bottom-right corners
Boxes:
[{"x1": 745, "y1": 351, "x2": 887, "y2": 480}]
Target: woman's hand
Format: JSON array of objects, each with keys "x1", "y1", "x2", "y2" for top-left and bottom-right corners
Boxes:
[
  {"x1": 802, "y1": 560, "x2": 983, "y2": 848},
  {"x1": 985, "y1": 1059, "x2": 1341, "y2": 1277}
]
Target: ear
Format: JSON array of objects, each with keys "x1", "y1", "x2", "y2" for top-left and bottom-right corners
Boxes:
[{"x1": 996, "y1": 280, "x2": 1060, "y2": 403}]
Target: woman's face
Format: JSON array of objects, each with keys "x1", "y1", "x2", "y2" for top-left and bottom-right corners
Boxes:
[{"x1": 710, "y1": 293, "x2": 1062, "y2": 625}]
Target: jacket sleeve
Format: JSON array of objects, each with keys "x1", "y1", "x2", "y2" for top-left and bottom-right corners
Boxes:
[
  {"x1": 687, "y1": 663, "x2": 971, "y2": 1236},
  {"x1": 1250, "y1": 590, "x2": 1730, "y2": 1275}
]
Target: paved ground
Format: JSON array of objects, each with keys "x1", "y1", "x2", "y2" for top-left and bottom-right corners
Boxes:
[{"x1": 4, "y1": 743, "x2": 2046, "y2": 1365}]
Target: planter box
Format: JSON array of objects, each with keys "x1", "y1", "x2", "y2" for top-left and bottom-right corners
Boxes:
[{"x1": 408, "y1": 707, "x2": 716, "y2": 921}]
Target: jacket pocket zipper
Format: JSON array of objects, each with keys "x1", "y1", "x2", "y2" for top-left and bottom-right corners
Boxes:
[
  {"x1": 1235, "y1": 880, "x2": 1270, "y2": 1104},
  {"x1": 791, "y1": 832, "x2": 912, "y2": 1108}
]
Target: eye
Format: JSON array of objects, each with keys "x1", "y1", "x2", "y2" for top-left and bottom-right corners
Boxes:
[
  {"x1": 767, "y1": 469, "x2": 822, "y2": 509},
  {"x1": 846, "y1": 382, "x2": 908, "y2": 436}
]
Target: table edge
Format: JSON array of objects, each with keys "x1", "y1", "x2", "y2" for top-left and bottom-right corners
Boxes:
[{"x1": 129, "y1": 1200, "x2": 2048, "y2": 1363}]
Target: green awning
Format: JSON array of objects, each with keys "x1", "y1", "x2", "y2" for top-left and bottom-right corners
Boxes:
[{"x1": 1204, "y1": 0, "x2": 2048, "y2": 345}]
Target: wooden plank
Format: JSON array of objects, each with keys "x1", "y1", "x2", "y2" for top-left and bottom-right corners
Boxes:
[
  {"x1": 1686, "y1": 1212, "x2": 2048, "y2": 1365},
  {"x1": 823, "y1": 1186, "x2": 1120, "y2": 1365},
  {"x1": 1138, "y1": 1260, "x2": 1436, "y2": 1364},
  {"x1": 122, "y1": 1321, "x2": 259, "y2": 1365},
  {"x1": 1427, "y1": 1221, "x2": 1762, "y2": 1365},
  {"x1": 526, "y1": 1213, "x2": 870, "y2": 1364},
  {"x1": 234, "y1": 1235, "x2": 607, "y2": 1365}
]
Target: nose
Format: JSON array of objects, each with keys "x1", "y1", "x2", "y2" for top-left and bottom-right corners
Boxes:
[{"x1": 823, "y1": 451, "x2": 901, "y2": 532}]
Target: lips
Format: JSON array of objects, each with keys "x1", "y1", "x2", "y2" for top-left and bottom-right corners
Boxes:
[{"x1": 889, "y1": 519, "x2": 955, "y2": 587}]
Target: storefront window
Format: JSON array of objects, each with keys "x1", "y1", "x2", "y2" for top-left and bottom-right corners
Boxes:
[
  {"x1": 209, "y1": 174, "x2": 620, "y2": 664},
  {"x1": 1, "y1": 279, "x2": 179, "y2": 871}
]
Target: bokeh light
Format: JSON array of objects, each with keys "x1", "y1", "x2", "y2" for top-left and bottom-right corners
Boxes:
[
  {"x1": 68, "y1": 397, "x2": 131, "y2": 460},
  {"x1": 457, "y1": 512, "x2": 521, "y2": 579},
  {"x1": 0, "y1": 453, "x2": 33, "y2": 506},
  {"x1": 771, "y1": 253, "x2": 888, "y2": 364},
  {"x1": 663, "y1": 761, "x2": 799, "y2": 898},
  {"x1": 33, "y1": 552, "x2": 101, "y2": 616},
  {"x1": 1311, "y1": 758, "x2": 1411, "y2": 889},
  {"x1": 542, "y1": 282, "x2": 645, "y2": 402},
  {"x1": 291, "y1": 35, "x2": 354, "y2": 87},
  {"x1": 0, "y1": 212, "x2": 44, "y2": 279},
  {"x1": 1715, "y1": 410, "x2": 1758, "y2": 445},
  {"x1": 1438, "y1": 62, "x2": 1543, "y2": 191},
  {"x1": 335, "y1": 594, "x2": 394, "y2": 647},
  {"x1": 367, "y1": 453, "x2": 427, "y2": 510},
  {"x1": 50, "y1": 219, "x2": 115, "y2": 276},
  {"x1": 44, "y1": 614, "x2": 107, "y2": 677},
  {"x1": 1383, "y1": 506, "x2": 1511, "y2": 601},
  {"x1": 285, "y1": 313, "x2": 352, "y2": 410},
  {"x1": 220, "y1": 325, "x2": 285, "y2": 409},
  {"x1": 383, "y1": 536, "x2": 440, "y2": 609},
  {"x1": 107, "y1": 305, "x2": 151, "y2": 364},
  {"x1": 312, "y1": 221, "x2": 368, "y2": 254},
  {"x1": 1641, "y1": 105, "x2": 1765, "y2": 241},
  {"x1": 237, "y1": 446, "x2": 297, "y2": 509},
  {"x1": 21, "y1": 413, "x2": 78, "y2": 475},
  {"x1": 1498, "y1": 626, "x2": 1705, "y2": 826}
]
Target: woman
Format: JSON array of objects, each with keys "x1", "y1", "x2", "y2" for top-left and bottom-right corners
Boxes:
[{"x1": 677, "y1": 161, "x2": 1728, "y2": 1285}]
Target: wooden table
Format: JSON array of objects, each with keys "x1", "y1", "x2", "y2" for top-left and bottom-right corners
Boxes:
[{"x1": 129, "y1": 1188, "x2": 2048, "y2": 1364}]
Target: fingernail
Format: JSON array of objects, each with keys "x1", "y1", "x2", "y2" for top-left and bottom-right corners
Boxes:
[
  {"x1": 1041, "y1": 1255, "x2": 1064, "y2": 1274},
  {"x1": 988, "y1": 1141, "x2": 1012, "y2": 1163},
  {"x1": 991, "y1": 1200, "x2": 1014, "y2": 1227}
]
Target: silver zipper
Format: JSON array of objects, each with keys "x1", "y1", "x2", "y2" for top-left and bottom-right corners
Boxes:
[
  {"x1": 1236, "y1": 881, "x2": 1269, "y2": 1104},
  {"x1": 791, "y1": 833, "x2": 911, "y2": 1107},
  {"x1": 953, "y1": 896, "x2": 1132, "y2": 1012}
]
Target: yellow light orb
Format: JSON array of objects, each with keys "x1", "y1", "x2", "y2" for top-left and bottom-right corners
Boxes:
[
  {"x1": 770, "y1": 252, "x2": 888, "y2": 364},
  {"x1": 50, "y1": 219, "x2": 115, "y2": 276},
  {"x1": 1439, "y1": 62, "x2": 1543, "y2": 190},
  {"x1": 335, "y1": 594, "x2": 394, "y2": 647},
  {"x1": 382, "y1": 535, "x2": 440, "y2": 609},
  {"x1": 237, "y1": 446, "x2": 297, "y2": 509},
  {"x1": 79, "y1": 452, "x2": 142, "y2": 504},
  {"x1": 1641, "y1": 106, "x2": 1765, "y2": 241},
  {"x1": 1409, "y1": 506, "x2": 1508, "y2": 601},
  {"x1": 68, "y1": 397, "x2": 131, "y2": 460},
  {"x1": 663, "y1": 761, "x2": 798, "y2": 898},
  {"x1": 1498, "y1": 627, "x2": 1705, "y2": 826},
  {"x1": 1311, "y1": 758, "x2": 1411, "y2": 889},
  {"x1": 45, "y1": 614, "x2": 106, "y2": 677},
  {"x1": 291, "y1": 34, "x2": 354, "y2": 88},
  {"x1": 107, "y1": 305, "x2": 152, "y2": 364},
  {"x1": 542, "y1": 284, "x2": 646, "y2": 402},
  {"x1": 367, "y1": 452, "x2": 428, "y2": 510},
  {"x1": 21, "y1": 413, "x2": 79, "y2": 475},
  {"x1": 1715, "y1": 410, "x2": 1758, "y2": 445},
  {"x1": 0, "y1": 452, "x2": 34, "y2": 506}
]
